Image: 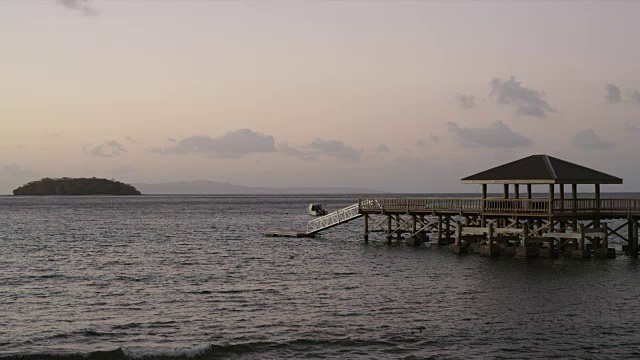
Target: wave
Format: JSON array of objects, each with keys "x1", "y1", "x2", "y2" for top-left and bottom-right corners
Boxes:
[{"x1": 1, "y1": 338, "x2": 396, "y2": 360}]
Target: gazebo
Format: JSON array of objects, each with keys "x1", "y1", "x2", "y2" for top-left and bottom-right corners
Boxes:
[{"x1": 461, "y1": 154, "x2": 622, "y2": 215}]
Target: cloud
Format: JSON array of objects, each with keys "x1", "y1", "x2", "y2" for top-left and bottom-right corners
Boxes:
[
  {"x1": 374, "y1": 144, "x2": 391, "y2": 153},
  {"x1": 605, "y1": 84, "x2": 622, "y2": 104},
  {"x1": 626, "y1": 89, "x2": 640, "y2": 104},
  {"x1": 489, "y1": 76, "x2": 558, "y2": 117},
  {"x1": 55, "y1": 0, "x2": 99, "y2": 16},
  {"x1": 414, "y1": 134, "x2": 440, "y2": 148},
  {"x1": 571, "y1": 129, "x2": 614, "y2": 150},
  {"x1": 278, "y1": 143, "x2": 319, "y2": 161},
  {"x1": 167, "y1": 137, "x2": 177, "y2": 143},
  {"x1": 624, "y1": 121, "x2": 640, "y2": 133},
  {"x1": 149, "y1": 129, "x2": 276, "y2": 158},
  {"x1": 279, "y1": 138, "x2": 362, "y2": 162},
  {"x1": 447, "y1": 121, "x2": 532, "y2": 148},
  {"x1": 451, "y1": 94, "x2": 477, "y2": 109},
  {"x1": 308, "y1": 139, "x2": 362, "y2": 162},
  {"x1": 84, "y1": 141, "x2": 126, "y2": 157}
]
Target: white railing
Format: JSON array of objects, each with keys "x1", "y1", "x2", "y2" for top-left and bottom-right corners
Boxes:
[
  {"x1": 358, "y1": 197, "x2": 640, "y2": 215},
  {"x1": 306, "y1": 203, "x2": 362, "y2": 234},
  {"x1": 358, "y1": 197, "x2": 482, "y2": 212}
]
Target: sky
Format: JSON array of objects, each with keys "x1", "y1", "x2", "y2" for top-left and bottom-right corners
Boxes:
[{"x1": 2, "y1": 0, "x2": 640, "y2": 194}]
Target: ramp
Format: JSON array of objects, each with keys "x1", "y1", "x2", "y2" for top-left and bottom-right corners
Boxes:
[{"x1": 306, "y1": 203, "x2": 362, "y2": 235}]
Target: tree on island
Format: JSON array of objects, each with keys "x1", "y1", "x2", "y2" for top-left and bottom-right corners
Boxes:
[{"x1": 13, "y1": 177, "x2": 142, "y2": 195}]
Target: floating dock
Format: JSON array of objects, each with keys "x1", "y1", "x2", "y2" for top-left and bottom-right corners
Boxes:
[
  {"x1": 264, "y1": 230, "x2": 313, "y2": 238},
  {"x1": 266, "y1": 155, "x2": 640, "y2": 259}
]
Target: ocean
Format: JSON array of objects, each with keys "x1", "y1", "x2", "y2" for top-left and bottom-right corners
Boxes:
[{"x1": 1, "y1": 195, "x2": 640, "y2": 359}]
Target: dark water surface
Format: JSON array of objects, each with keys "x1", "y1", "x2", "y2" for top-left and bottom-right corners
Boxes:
[{"x1": 2, "y1": 195, "x2": 640, "y2": 359}]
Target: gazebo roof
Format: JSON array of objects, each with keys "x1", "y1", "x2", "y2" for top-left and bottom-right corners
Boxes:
[{"x1": 461, "y1": 155, "x2": 623, "y2": 184}]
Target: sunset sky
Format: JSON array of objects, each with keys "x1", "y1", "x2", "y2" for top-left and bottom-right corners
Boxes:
[{"x1": 2, "y1": 0, "x2": 640, "y2": 194}]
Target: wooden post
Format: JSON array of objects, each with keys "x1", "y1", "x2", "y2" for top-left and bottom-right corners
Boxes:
[
  {"x1": 455, "y1": 223, "x2": 462, "y2": 246},
  {"x1": 445, "y1": 216, "x2": 451, "y2": 242},
  {"x1": 628, "y1": 216, "x2": 634, "y2": 249},
  {"x1": 559, "y1": 184, "x2": 565, "y2": 212},
  {"x1": 602, "y1": 222, "x2": 608, "y2": 249},
  {"x1": 522, "y1": 223, "x2": 529, "y2": 248},
  {"x1": 578, "y1": 224, "x2": 585, "y2": 251},
  {"x1": 363, "y1": 214, "x2": 369, "y2": 243},
  {"x1": 437, "y1": 214, "x2": 443, "y2": 245},
  {"x1": 632, "y1": 218, "x2": 639, "y2": 257},
  {"x1": 487, "y1": 222, "x2": 494, "y2": 247},
  {"x1": 595, "y1": 184, "x2": 601, "y2": 213},
  {"x1": 411, "y1": 215, "x2": 417, "y2": 237},
  {"x1": 386, "y1": 215, "x2": 392, "y2": 243},
  {"x1": 527, "y1": 184, "x2": 532, "y2": 199},
  {"x1": 503, "y1": 184, "x2": 509, "y2": 199}
]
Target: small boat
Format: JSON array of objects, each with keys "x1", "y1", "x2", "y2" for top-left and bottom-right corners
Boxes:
[{"x1": 307, "y1": 203, "x2": 328, "y2": 216}]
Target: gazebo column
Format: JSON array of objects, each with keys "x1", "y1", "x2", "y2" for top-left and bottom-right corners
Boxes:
[
  {"x1": 481, "y1": 184, "x2": 487, "y2": 227},
  {"x1": 500, "y1": 184, "x2": 509, "y2": 229},
  {"x1": 548, "y1": 184, "x2": 555, "y2": 227},
  {"x1": 559, "y1": 184, "x2": 565, "y2": 233},
  {"x1": 594, "y1": 184, "x2": 601, "y2": 249},
  {"x1": 572, "y1": 184, "x2": 578, "y2": 232},
  {"x1": 513, "y1": 184, "x2": 519, "y2": 230},
  {"x1": 548, "y1": 184, "x2": 555, "y2": 254}
]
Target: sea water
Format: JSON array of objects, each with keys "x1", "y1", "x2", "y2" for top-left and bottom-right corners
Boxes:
[{"x1": 1, "y1": 195, "x2": 640, "y2": 359}]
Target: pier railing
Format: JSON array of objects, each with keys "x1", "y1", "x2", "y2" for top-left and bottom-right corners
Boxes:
[{"x1": 359, "y1": 197, "x2": 640, "y2": 215}]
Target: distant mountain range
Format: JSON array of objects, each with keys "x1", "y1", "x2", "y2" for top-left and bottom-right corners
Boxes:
[{"x1": 133, "y1": 180, "x2": 385, "y2": 195}]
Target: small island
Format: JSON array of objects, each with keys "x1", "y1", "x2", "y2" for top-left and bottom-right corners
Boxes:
[{"x1": 13, "y1": 177, "x2": 142, "y2": 196}]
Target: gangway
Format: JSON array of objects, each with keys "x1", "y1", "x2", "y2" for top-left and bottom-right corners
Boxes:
[
  {"x1": 264, "y1": 202, "x2": 364, "y2": 237},
  {"x1": 306, "y1": 203, "x2": 362, "y2": 235}
]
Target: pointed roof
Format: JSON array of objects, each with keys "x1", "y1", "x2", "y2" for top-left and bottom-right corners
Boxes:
[{"x1": 461, "y1": 155, "x2": 622, "y2": 184}]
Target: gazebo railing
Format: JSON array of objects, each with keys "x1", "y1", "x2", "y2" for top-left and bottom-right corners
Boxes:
[{"x1": 483, "y1": 199, "x2": 550, "y2": 213}]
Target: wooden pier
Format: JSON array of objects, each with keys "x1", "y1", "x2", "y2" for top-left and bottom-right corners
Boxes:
[
  {"x1": 356, "y1": 155, "x2": 639, "y2": 258},
  {"x1": 267, "y1": 155, "x2": 640, "y2": 259}
]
